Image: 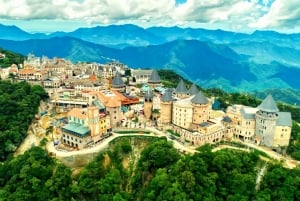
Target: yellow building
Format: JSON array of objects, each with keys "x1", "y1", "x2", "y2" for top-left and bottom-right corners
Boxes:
[{"x1": 61, "y1": 106, "x2": 111, "y2": 149}]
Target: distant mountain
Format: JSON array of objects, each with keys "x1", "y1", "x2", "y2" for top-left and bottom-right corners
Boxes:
[
  {"x1": 0, "y1": 24, "x2": 46, "y2": 40},
  {"x1": 49, "y1": 24, "x2": 164, "y2": 48},
  {"x1": 1, "y1": 37, "x2": 300, "y2": 93}
]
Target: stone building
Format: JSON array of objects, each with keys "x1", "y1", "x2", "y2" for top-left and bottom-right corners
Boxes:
[
  {"x1": 147, "y1": 69, "x2": 161, "y2": 88},
  {"x1": 255, "y1": 95, "x2": 292, "y2": 147},
  {"x1": 144, "y1": 89, "x2": 153, "y2": 120},
  {"x1": 111, "y1": 72, "x2": 126, "y2": 92},
  {"x1": 61, "y1": 106, "x2": 111, "y2": 149}
]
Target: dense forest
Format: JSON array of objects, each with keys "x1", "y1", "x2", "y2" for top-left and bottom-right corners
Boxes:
[
  {"x1": 0, "y1": 48, "x2": 25, "y2": 68},
  {"x1": 1, "y1": 137, "x2": 300, "y2": 200},
  {"x1": 0, "y1": 80, "x2": 47, "y2": 161}
]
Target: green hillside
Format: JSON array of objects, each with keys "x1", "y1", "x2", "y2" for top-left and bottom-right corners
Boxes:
[{"x1": 0, "y1": 48, "x2": 25, "y2": 68}]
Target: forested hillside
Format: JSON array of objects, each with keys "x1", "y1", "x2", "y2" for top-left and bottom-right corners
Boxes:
[
  {"x1": 0, "y1": 80, "x2": 47, "y2": 161},
  {"x1": 0, "y1": 48, "x2": 25, "y2": 68},
  {"x1": 2, "y1": 137, "x2": 300, "y2": 200}
]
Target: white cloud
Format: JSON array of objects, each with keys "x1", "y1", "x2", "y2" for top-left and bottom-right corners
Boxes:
[
  {"x1": 250, "y1": 0, "x2": 300, "y2": 30},
  {"x1": 0, "y1": 0, "x2": 299, "y2": 32}
]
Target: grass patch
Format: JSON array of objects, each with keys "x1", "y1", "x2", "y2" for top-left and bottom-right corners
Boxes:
[
  {"x1": 166, "y1": 129, "x2": 180, "y2": 137},
  {"x1": 115, "y1": 130, "x2": 151, "y2": 134}
]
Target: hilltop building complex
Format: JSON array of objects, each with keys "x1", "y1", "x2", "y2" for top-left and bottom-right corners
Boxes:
[{"x1": 3, "y1": 54, "x2": 292, "y2": 150}]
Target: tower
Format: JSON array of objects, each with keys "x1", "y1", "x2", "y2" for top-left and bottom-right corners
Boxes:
[
  {"x1": 144, "y1": 89, "x2": 153, "y2": 120},
  {"x1": 148, "y1": 69, "x2": 161, "y2": 88},
  {"x1": 88, "y1": 106, "x2": 99, "y2": 137},
  {"x1": 175, "y1": 79, "x2": 189, "y2": 99},
  {"x1": 191, "y1": 91, "x2": 210, "y2": 124},
  {"x1": 160, "y1": 89, "x2": 174, "y2": 124},
  {"x1": 255, "y1": 94, "x2": 279, "y2": 147}
]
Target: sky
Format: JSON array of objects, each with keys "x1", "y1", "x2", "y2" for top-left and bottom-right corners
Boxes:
[{"x1": 0, "y1": 0, "x2": 300, "y2": 33}]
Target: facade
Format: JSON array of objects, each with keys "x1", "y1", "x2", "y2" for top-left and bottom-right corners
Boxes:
[
  {"x1": 61, "y1": 106, "x2": 111, "y2": 149},
  {"x1": 226, "y1": 105, "x2": 257, "y2": 141},
  {"x1": 255, "y1": 95, "x2": 292, "y2": 147},
  {"x1": 131, "y1": 69, "x2": 152, "y2": 84}
]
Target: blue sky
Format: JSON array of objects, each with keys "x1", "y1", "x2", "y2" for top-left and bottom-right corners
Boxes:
[{"x1": 0, "y1": 0, "x2": 299, "y2": 33}]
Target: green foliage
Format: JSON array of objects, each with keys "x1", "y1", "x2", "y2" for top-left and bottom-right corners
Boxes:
[
  {"x1": 0, "y1": 80, "x2": 47, "y2": 161},
  {"x1": 0, "y1": 147, "x2": 72, "y2": 201},
  {"x1": 0, "y1": 48, "x2": 25, "y2": 68}
]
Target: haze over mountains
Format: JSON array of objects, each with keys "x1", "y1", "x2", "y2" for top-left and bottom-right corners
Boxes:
[{"x1": 1, "y1": 23, "x2": 300, "y2": 100}]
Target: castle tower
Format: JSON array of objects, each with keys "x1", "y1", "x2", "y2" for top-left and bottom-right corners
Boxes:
[
  {"x1": 255, "y1": 94, "x2": 279, "y2": 147},
  {"x1": 144, "y1": 89, "x2": 153, "y2": 120},
  {"x1": 191, "y1": 91, "x2": 210, "y2": 124},
  {"x1": 111, "y1": 72, "x2": 125, "y2": 92},
  {"x1": 87, "y1": 106, "x2": 100, "y2": 137},
  {"x1": 188, "y1": 84, "x2": 199, "y2": 96},
  {"x1": 175, "y1": 79, "x2": 189, "y2": 99},
  {"x1": 160, "y1": 89, "x2": 174, "y2": 124},
  {"x1": 148, "y1": 69, "x2": 161, "y2": 88}
]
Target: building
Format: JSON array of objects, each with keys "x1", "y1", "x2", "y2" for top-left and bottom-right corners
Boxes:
[
  {"x1": 131, "y1": 69, "x2": 152, "y2": 84},
  {"x1": 147, "y1": 69, "x2": 161, "y2": 88},
  {"x1": 255, "y1": 95, "x2": 292, "y2": 148},
  {"x1": 61, "y1": 106, "x2": 111, "y2": 149},
  {"x1": 226, "y1": 105, "x2": 257, "y2": 141},
  {"x1": 111, "y1": 72, "x2": 126, "y2": 92}
]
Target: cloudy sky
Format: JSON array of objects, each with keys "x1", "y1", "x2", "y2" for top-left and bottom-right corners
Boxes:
[{"x1": 0, "y1": 0, "x2": 299, "y2": 33}]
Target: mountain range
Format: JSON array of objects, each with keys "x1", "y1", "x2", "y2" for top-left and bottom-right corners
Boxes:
[{"x1": 1, "y1": 23, "x2": 300, "y2": 103}]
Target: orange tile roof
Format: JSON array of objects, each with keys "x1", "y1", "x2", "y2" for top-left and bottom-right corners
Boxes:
[
  {"x1": 106, "y1": 98, "x2": 121, "y2": 107},
  {"x1": 68, "y1": 108, "x2": 87, "y2": 119},
  {"x1": 18, "y1": 69, "x2": 36, "y2": 74}
]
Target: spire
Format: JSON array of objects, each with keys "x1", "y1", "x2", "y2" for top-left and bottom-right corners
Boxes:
[
  {"x1": 188, "y1": 84, "x2": 199, "y2": 95},
  {"x1": 161, "y1": 89, "x2": 174, "y2": 102},
  {"x1": 175, "y1": 79, "x2": 187, "y2": 94},
  {"x1": 257, "y1": 94, "x2": 279, "y2": 113},
  {"x1": 191, "y1": 91, "x2": 209, "y2": 104},
  {"x1": 112, "y1": 72, "x2": 125, "y2": 87},
  {"x1": 148, "y1": 70, "x2": 161, "y2": 83}
]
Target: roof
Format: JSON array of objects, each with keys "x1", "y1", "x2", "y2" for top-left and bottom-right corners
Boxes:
[
  {"x1": 257, "y1": 94, "x2": 279, "y2": 113},
  {"x1": 106, "y1": 97, "x2": 121, "y2": 108},
  {"x1": 148, "y1": 70, "x2": 161, "y2": 83},
  {"x1": 223, "y1": 116, "x2": 232, "y2": 123},
  {"x1": 277, "y1": 112, "x2": 292, "y2": 127},
  {"x1": 144, "y1": 89, "x2": 153, "y2": 99},
  {"x1": 175, "y1": 79, "x2": 188, "y2": 94},
  {"x1": 63, "y1": 123, "x2": 90, "y2": 136},
  {"x1": 92, "y1": 100, "x2": 105, "y2": 110},
  {"x1": 161, "y1": 89, "x2": 174, "y2": 102},
  {"x1": 112, "y1": 72, "x2": 125, "y2": 87},
  {"x1": 191, "y1": 91, "x2": 209, "y2": 104},
  {"x1": 68, "y1": 108, "x2": 87, "y2": 119},
  {"x1": 188, "y1": 84, "x2": 199, "y2": 95},
  {"x1": 240, "y1": 107, "x2": 258, "y2": 119},
  {"x1": 131, "y1": 69, "x2": 152, "y2": 76}
]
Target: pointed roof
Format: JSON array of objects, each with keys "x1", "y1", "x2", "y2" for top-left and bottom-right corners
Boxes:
[
  {"x1": 112, "y1": 72, "x2": 125, "y2": 87},
  {"x1": 148, "y1": 70, "x2": 161, "y2": 83},
  {"x1": 144, "y1": 89, "x2": 153, "y2": 99},
  {"x1": 175, "y1": 79, "x2": 188, "y2": 94},
  {"x1": 257, "y1": 94, "x2": 279, "y2": 113},
  {"x1": 161, "y1": 89, "x2": 174, "y2": 102},
  {"x1": 188, "y1": 84, "x2": 199, "y2": 95},
  {"x1": 191, "y1": 91, "x2": 209, "y2": 104}
]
